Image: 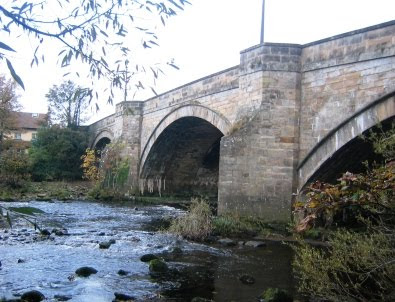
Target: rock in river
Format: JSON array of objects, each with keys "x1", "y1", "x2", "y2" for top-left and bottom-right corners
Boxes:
[
  {"x1": 75, "y1": 266, "x2": 98, "y2": 277},
  {"x1": 20, "y1": 290, "x2": 45, "y2": 302},
  {"x1": 218, "y1": 238, "x2": 236, "y2": 246},
  {"x1": 140, "y1": 254, "x2": 158, "y2": 262},
  {"x1": 54, "y1": 294, "x2": 72, "y2": 301},
  {"x1": 113, "y1": 292, "x2": 135, "y2": 301},
  {"x1": 149, "y1": 259, "x2": 168, "y2": 273},
  {"x1": 99, "y1": 241, "x2": 112, "y2": 249},
  {"x1": 40, "y1": 229, "x2": 51, "y2": 236},
  {"x1": 239, "y1": 274, "x2": 255, "y2": 285},
  {"x1": 244, "y1": 240, "x2": 266, "y2": 248},
  {"x1": 117, "y1": 269, "x2": 129, "y2": 276}
]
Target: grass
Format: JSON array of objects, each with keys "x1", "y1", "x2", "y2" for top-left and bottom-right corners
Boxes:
[{"x1": 213, "y1": 214, "x2": 290, "y2": 238}]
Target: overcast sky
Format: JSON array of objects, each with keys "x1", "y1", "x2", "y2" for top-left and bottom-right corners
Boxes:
[{"x1": 3, "y1": 0, "x2": 395, "y2": 123}]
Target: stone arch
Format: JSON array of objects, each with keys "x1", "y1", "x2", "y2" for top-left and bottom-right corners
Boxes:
[
  {"x1": 140, "y1": 104, "x2": 231, "y2": 173},
  {"x1": 91, "y1": 129, "x2": 114, "y2": 150},
  {"x1": 297, "y1": 91, "x2": 395, "y2": 190}
]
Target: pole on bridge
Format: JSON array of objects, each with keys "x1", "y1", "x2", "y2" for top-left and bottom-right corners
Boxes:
[{"x1": 260, "y1": 0, "x2": 265, "y2": 44}]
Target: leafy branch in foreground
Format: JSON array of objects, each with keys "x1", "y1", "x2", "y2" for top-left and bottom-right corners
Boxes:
[
  {"x1": 0, "y1": 205, "x2": 45, "y2": 231},
  {"x1": 0, "y1": 0, "x2": 190, "y2": 103},
  {"x1": 292, "y1": 123, "x2": 395, "y2": 302}
]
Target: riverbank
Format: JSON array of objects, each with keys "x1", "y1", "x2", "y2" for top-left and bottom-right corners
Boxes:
[{"x1": 0, "y1": 181, "x2": 93, "y2": 202}]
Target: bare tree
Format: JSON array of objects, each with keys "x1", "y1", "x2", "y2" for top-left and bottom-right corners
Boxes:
[{"x1": 46, "y1": 80, "x2": 90, "y2": 128}]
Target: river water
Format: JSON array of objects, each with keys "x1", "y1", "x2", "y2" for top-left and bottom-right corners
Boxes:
[{"x1": 0, "y1": 200, "x2": 294, "y2": 301}]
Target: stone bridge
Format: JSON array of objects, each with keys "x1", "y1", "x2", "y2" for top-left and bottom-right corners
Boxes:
[{"x1": 89, "y1": 20, "x2": 395, "y2": 221}]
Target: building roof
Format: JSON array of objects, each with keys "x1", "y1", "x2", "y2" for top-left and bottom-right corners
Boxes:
[{"x1": 11, "y1": 112, "x2": 48, "y2": 130}]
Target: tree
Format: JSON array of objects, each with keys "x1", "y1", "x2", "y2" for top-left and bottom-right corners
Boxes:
[
  {"x1": 46, "y1": 80, "x2": 89, "y2": 128},
  {"x1": 0, "y1": 75, "x2": 20, "y2": 151},
  {"x1": 29, "y1": 126, "x2": 88, "y2": 181},
  {"x1": 0, "y1": 0, "x2": 189, "y2": 103}
]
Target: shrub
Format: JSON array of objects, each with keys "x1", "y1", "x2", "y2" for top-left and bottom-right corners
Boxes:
[
  {"x1": 169, "y1": 199, "x2": 213, "y2": 241},
  {"x1": 81, "y1": 148, "x2": 99, "y2": 181},
  {"x1": 29, "y1": 126, "x2": 88, "y2": 181},
  {"x1": 0, "y1": 148, "x2": 30, "y2": 188},
  {"x1": 293, "y1": 228, "x2": 395, "y2": 301}
]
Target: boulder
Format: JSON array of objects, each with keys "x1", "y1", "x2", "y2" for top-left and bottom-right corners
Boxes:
[
  {"x1": 140, "y1": 254, "x2": 158, "y2": 262},
  {"x1": 52, "y1": 228, "x2": 67, "y2": 236},
  {"x1": 149, "y1": 259, "x2": 168, "y2": 273},
  {"x1": 99, "y1": 241, "x2": 112, "y2": 249},
  {"x1": 117, "y1": 269, "x2": 129, "y2": 276},
  {"x1": 191, "y1": 298, "x2": 213, "y2": 302},
  {"x1": 40, "y1": 229, "x2": 51, "y2": 236},
  {"x1": 113, "y1": 292, "x2": 135, "y2": 301},
  {"x1": 244, "y1": 240, "x2": 266, "y2": 248},
  {"x1": 171, "y1": 247, "x2": 183, "y2": 256},
  {"x1": 20, "y1": 290, "x2": 45, "y2": 302},
  {"x1": 75, "y1": 266, "x2": 98, "y2": 277},
  {"x1": 239, "y1": 274, "x2": 255, "y2": 285},
  {"x1": 218, "y1": 238, "x2": 236, "y2": 246},
  {"x1": 260, "y1": 288, "x2": 292, "y2": 302},
  {"x1": 54, "y1": 295, "x2": 72, "y2": 301}
]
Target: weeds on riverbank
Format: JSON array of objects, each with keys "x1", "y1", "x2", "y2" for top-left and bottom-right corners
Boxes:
[
  {"x1": 213, "y1": 214, "x2": 289, "y2": 238},
  {"x1": 168, "y1": 198, "x2": 213, "y2": 241}
]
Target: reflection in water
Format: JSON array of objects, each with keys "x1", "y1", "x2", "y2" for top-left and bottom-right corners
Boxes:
[{"x1": 0, "y1": 201, "x2": 293, "y2": 301}]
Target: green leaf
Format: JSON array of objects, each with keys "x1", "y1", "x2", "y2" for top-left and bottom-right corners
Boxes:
[
  {"x1": 0, "y1": 41, "x2": 16, "y2": 52},
  {"x1": 6, "y1": 59, "x2": 25, "y2": 90},
  {"x1": 9, "y1": 207, "x2": 45, "y2": 216}
]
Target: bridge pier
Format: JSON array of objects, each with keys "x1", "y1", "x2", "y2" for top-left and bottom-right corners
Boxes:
[{"x1": 218, "y1": 44, "x2": 302, "y2": 221}]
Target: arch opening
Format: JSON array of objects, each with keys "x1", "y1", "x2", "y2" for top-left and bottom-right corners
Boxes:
[
  {"x1": 94, "y1": 137, "x2": 111, "y2": 155},
  {"x1": 304, "y1": 116, "x2": 394, "y2": 187},
  {"x1": 140, "y1": 116, "x2": 224, "y2": 199}
]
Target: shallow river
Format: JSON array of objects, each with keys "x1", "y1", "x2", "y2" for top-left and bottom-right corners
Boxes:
[{"x1": 0, "y1": 200, "x2": 293, "y2": 301}]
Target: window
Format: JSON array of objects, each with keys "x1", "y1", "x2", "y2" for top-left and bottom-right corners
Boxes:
[
  {"x1": 32, "y1": 132, "x2": 37, "y2": 139},
  {"x1": 32, "y1": 113, "x2": 38, "y2": 118},
  {"x1": 14, "y1": 133, "x2": 22, "y2": 140}
]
